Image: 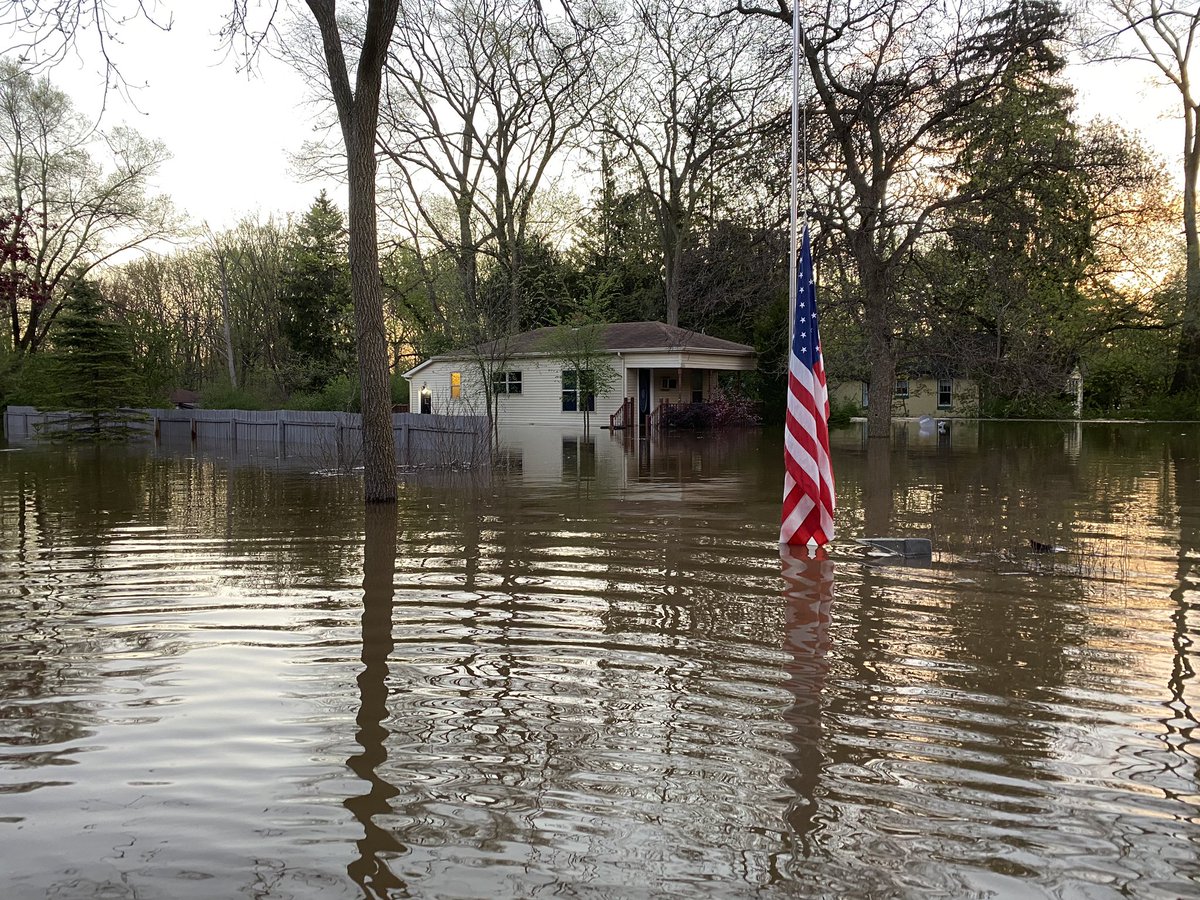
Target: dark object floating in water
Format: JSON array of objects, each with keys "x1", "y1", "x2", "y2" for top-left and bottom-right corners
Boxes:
[
  {"x1": 1029, "y1": 540, "x2": 1066, "y2": 553},
  {"x1": 856, "y1": 537, "x2": 933, "y2": 559}
]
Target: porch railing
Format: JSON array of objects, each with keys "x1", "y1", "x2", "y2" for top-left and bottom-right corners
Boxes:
[{"x1": 609, "y1": 396, "x2": 634, "y2": 430}]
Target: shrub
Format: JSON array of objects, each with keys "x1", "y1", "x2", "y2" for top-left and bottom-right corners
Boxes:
[
  {"x1": 390, "y1": 370, "x2": 409, "y2": 406},
  {"x1": 202, "y1": 381, "x2": 268, "y2": 411},
  {"x1": 828, "y1": 397, "x2": 858, "y2": 429},
  {"x1": 660, "y1": 389, "x2": 762, "y2": 429},
  {"x1": 285, "y1": 374, "x2": 360, "y2": 412}
]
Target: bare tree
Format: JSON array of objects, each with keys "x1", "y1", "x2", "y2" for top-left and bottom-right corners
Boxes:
[
  {"x1": 0, "y1": 60, "x2": 176, "y2": 357},
  {"x1": 0, "y1": 0, "x2": 403, "y2": 502},
  {"x1": 736, "y1": 0, "x2": 1064, "y2": 437},
  {"x1": 378, "y1": 0, "x2": 605, "y2": 337},
  {"x1": 297, "y1": 0, "x2": 400, "y2": 502},
  {"x1": 604, "y1": 0, "x2": 776, "y2": 328},
  {"x1": 1087, "y1": 0, "x2": 1200, "y2": 393}
]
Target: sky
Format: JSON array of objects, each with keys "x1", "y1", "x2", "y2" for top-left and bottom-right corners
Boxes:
[
  {"x1": 49, "y1": 4, "x2": 344, "y2": 231},
  {"x1": 42, "y1": 5, "x2": 1186, "y2": 236}
]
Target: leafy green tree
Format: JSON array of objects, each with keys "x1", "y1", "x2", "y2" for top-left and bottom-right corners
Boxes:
[
  {"x1": 280, "y1": 191, "x2": 353, "y2": 390},
  {"x1": 920, "y1": 36, "x2": 1092, "y2": 409},
  {"x1": 43, "y1": 278, "x2": 146, "y2": 440},
  {"x1": 570, "y1": 168, "x2": 663, "y2": 324},
  {"x1": 739, "y1": 0, "x2": 1066, "y2": 437},
  {"x1": 540, "y1": 322, "x2": 621, "y2": 433},
  {"x1": 916, "y1": 39, "x2": 1176, "y2": 414}
]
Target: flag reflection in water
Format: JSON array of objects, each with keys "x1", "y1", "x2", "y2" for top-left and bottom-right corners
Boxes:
[{"x1": 778, "y1": 545, "x2": 835, "y2": 858}]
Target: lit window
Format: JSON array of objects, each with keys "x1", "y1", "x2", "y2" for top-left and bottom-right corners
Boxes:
[
  {"x1": 450, "y1": 371, "x2": 462, "y2": 399},
  {"x1": 493, "y1": 371, "x2": 522, "y2": 395}
]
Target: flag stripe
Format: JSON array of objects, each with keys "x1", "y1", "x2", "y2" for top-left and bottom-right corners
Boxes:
[{"x1": 781, "y1": 225, "x2": 836, "y2": 548}]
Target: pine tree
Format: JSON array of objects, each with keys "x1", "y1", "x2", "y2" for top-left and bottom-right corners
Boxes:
[
  {"x1": 281, "y1": 191, "x2": 354, "y2": 391},
  {"x1": 43, "y1": 278, "x2": 146, "y2": 440}
]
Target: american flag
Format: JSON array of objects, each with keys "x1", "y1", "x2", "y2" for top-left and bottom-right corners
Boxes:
[{"x1": 781, "y1": 224, "x2": 835, "y2": 548}]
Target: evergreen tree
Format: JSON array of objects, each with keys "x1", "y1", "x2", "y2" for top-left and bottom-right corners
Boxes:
[
  {"x1": 921, "y1": 20, "x2": 1095, "y2": 412},
  {"x1": 43, "y1": 278, "x2": 146, "y2": 440},
  {"x1": 280, "y1": 191, "x2": 354, "y2": 391},
  {"x1": 570, "y1": 175, "x2": 663, "y2": 324}
]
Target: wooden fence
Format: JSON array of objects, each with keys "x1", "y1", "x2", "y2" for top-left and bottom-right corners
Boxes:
[{"x1": 2, "y1": 406, "x2": 490, "y2": 467}]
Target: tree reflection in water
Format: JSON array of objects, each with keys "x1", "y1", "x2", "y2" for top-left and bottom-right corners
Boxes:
[
  {"x1": 345, "y1": 502, "x2": 407, "y2": 897},
  {"x1": 1165, "y1": 434, "x2": 1198, "y2": 792},
  {"x1": 778, "y1": 546, "x2": 835, "y2": 860}
]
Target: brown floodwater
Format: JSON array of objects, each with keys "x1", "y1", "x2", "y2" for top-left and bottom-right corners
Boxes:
[{"x1": 0, "y1": 421, "x2": 1196, "y2": 899}]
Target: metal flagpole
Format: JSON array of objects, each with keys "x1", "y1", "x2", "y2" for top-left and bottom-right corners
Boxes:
[{"x1": 789, "y1": 0, "x2": 800, "y2": 336}]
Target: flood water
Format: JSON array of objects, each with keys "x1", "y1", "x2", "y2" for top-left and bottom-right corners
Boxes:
[{"x1": 1, "y1": 421, "x2": 1197, "y2": 899}]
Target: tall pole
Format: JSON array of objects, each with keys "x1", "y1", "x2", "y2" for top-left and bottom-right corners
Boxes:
[{"x1": 789, "y1": 0, "x2": 800, "y2": 335}]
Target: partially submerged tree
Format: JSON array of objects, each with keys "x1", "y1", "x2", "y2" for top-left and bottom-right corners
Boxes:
[
  {"x1": 43, "y1": 277, "x2": 146, "y2": 440},
  {"x1": 296, "y1": 0, "x2": 401, "y2": 502},
  {"x1": 539, "y1": 322, "x2": 620, "y2": 433}
]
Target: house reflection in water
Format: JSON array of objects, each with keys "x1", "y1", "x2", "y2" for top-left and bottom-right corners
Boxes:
[{"x1": 496, "y1": 425, "x2": 766, "y2": 498}]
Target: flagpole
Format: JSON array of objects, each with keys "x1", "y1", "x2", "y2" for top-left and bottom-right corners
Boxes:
[{"x1": 789, "y1": 0, "x2": 800, "y2": 337}]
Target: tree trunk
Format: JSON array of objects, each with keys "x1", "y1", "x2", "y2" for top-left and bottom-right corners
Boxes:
[
  {"x1": 664, "y1": 243, "x2": 681, "y2": 328},
  {"x1": 346, "y1": 131, "x2": 397, "y2": 503},
  {"x1": 1171, "y1": 99, "x2": 1200, "y2": 394},
  {"x1": 216, "y1": 253, "x2": 238, "y2": 388},
  {"x1": 306, "y1": 0, "x2": 401, "y2": 504},
  {"x1": 862, "y1": 260, "x2": 896, "y2": 439}
]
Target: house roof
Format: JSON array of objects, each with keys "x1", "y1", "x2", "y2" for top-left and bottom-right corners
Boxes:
[{"x1": 404, "y1": 321, "x2": 756, "y2": 378}]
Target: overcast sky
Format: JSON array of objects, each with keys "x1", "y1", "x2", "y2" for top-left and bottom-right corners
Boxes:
[
  {"x1": 46, "y1": 6, "x2": 1185, "y2": 234},
  {"x1": 50, "y1": 4, "x2": 343, "y2": 231}
]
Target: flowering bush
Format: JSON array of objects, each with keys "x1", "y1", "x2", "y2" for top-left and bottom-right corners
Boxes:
[{"x1": 659, "y1": 389, "x2": 762, "y2": 429}]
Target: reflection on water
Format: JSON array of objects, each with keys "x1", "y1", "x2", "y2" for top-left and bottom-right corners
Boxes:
[{"x1": 0, "y1": 422, "x2": 1197, "y2": 898}]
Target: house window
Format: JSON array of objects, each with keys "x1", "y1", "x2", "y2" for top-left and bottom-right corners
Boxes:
[
  {"x1": 894, "y1": 378, "x2": 909, "y2": 399},
  {"x1": 661, "y1": 376, "x2": 678, "y2": 391},
  {"x1": 450, "y1": 371, "x2": 462, "y2": 399},
  {"x1": 493, "y1": 370, "x2": 522, "y2": 395},
  {"x1": 861, "y1": 383, "x2": 869, "y2": 408},
  {"x1": 937, "y1": 378, "x2": 952, "y2": 409},
  {"x1": 562, "y1": 369, "x2": 595, "y2": 412}
]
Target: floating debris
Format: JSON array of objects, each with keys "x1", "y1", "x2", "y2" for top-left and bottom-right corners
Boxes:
[{"x1": 855, "y1": 537, "x2": 933, "y2": 559}]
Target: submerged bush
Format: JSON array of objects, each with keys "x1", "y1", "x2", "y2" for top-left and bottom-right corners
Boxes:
[{"x1": 660, "y1": 389, "x2": 762, "y2": 429}]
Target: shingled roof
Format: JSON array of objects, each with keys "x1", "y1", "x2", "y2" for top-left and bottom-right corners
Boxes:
[{"x1": 454, "y1": 321, "x2": 755, "y2": 358}]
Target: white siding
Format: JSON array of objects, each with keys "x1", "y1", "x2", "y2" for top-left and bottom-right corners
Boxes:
[
  {"x1": 494, "y1": 356, "x2": 627, "y2": 427},
  {"x1": 406, "y1": 355, "x2": 627, "y2": 427},
  {"x1": 404, "y1": 346, "x2": 756, "y2": 426}
]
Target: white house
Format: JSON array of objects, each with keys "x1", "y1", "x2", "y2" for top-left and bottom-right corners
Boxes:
[{"x1": 402, "y1": 321, "x2": 758, "y2": 429}]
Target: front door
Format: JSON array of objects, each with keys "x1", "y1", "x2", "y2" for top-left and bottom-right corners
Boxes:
[{"x1": 638, "y1": 369, "x2": 651, "y2": 419}]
